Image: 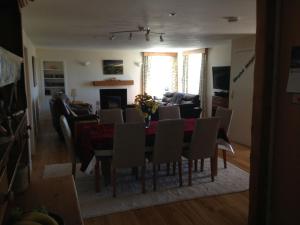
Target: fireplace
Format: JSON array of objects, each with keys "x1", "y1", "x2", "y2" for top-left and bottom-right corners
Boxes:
[{"x1": 99, "y1": 89, "x2": 127, "y2": 109}]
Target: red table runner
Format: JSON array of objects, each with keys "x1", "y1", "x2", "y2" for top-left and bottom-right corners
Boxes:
[{"x1": 75, "y1": 119, "x2": 228, "y2": 171}]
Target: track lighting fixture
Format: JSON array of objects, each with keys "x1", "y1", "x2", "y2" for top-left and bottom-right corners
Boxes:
[{"x1": 109, "y1": 26, "x2": 165, "y2": 42}]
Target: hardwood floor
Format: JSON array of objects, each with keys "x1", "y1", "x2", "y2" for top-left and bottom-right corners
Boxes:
[{"x1": 33, "y1": 119, "x2": 250, "y2": 225}]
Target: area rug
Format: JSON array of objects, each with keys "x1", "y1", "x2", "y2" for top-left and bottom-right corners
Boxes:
[{"x1": 43, "y1": 159, "x2": 249, "y2": 218}]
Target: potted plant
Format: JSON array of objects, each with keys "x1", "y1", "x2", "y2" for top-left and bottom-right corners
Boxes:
[{"x1": 134, "y1": 93, "x2": 159, "y2": 128}]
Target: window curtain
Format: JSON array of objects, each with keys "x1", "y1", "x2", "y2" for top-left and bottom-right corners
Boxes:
[
  {"x1": 182, "y1": 55, "x2": 189, "y2": 93},
  {"x1": 142, "y1": 55, "x2": 150, "y2": 94},
  {"x1": 142, "y1": 53, "x2": 178, "y2": 97},
  {"x1": 199, "y1": 50, "x2": 208, "y2": 117}
]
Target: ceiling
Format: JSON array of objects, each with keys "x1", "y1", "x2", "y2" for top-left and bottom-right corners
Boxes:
[{"x1": 21, "y1": 0, "x2": 256, "y2": 50}]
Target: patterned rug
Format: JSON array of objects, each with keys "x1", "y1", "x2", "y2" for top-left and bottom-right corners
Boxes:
[{"x1": 43, "y1": 158, "x2": 249, "y2": 218}]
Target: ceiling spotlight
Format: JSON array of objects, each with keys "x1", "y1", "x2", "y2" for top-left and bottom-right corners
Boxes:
[
  {"x1": 145, "y1": 33, "x2": 150, "y2": 41},
  {"x1": 109, "y1": 33, "x2": 115, "y2": 40},
  {"x1": 169, "y1": 11, "x2": 176, "y2": 17},
  {"x1": 223, "y1": 16, "x2": 239, "y2": 23},
  {"x1": 129, "y1": 32, "x2": 133, "y2": 40},
  {"x1": 160, "y1": 34, "x2": 164, "y2": 42}
]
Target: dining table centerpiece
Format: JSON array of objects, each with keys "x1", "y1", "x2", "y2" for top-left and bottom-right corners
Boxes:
[{"x1": 134, "y1": 93, "x2": 159, "y2": 128}]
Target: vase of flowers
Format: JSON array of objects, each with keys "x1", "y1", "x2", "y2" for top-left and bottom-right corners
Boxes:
[{"x1": 134, "y1": 93, "x2": 159, "y2": 128}]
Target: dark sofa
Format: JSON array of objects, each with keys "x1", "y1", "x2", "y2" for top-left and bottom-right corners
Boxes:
[
  {"x1": 49, "y1": 93, "x2": 96, "y2": 138},
  {"x1": 154, "y1": 92, "x2": 202, "y2": 119}
]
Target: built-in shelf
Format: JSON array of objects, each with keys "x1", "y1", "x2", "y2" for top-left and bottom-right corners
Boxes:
[
  {"x1": 93, "y1": 80, "x2": 134, "y2": 86},
  {"x1": 43, "y1": 61, "x2": 65, "y2": 96}
]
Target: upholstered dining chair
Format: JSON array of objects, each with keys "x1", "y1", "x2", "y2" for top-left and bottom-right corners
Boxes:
[
  {"x1": 111, "y1": 123, "x2": 146, "y2": 197},
  {"x1": 60, "y1": 115, "x2": 77, "y2": 177},
  {"x1": 99, "y1": 108, "x2": 124, "y2": 124},
  {"x1": 158, "y1": 105, "x2": 181, "y2": 120},
  {"x1": 150, "y1": 119, "x2": 184, "y2": 191},
  {"x1": 215, "y1": 106, "x2": 234, "y2": 168},
  {"x1": 125, "y1": 107, "x2": 144, "y2": 123},
  {"x1": 182, "y1": 117, "x2": 220, "y2": 185}
]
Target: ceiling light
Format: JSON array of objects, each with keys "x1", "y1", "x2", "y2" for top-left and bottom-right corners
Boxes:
[
  {"x1": 108, "y1": 26, "x2": 165, "y2": 42},
  {"x1": 145, "y1": 33, "x2": 150, "y2": 41},
  {"x1": 169, "y1": 12, "x2": 176, "y2": 17},
  {"x1": 223, "y1": 16, "x2": 239, "y2": 23},
  {"x1": 109, "y1": 33, "x2": 115, "y2": 40},
  {"x1": 160, "y1": 34, "x2": 164, "y2": 42}
]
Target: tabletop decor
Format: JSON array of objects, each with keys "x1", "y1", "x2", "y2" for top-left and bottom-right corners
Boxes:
[{"x1": 134, "y1": 93, "x2": 159, "y2": 127}]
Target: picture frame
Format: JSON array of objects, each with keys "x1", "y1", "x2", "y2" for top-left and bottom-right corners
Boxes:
[
  {"x1": 32, "y1": 56, "x2": 37, "y2": 87},
  {"x1": 103, "y1": 60, "x2": 123, "y2": 75}
]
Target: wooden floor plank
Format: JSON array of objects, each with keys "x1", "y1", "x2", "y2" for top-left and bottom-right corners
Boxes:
[{"x1": 33, "y1": 119, "x2": 250, "y2": 225}]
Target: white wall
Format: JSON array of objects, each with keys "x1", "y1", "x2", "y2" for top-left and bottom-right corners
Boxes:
[
  {"x1": 36, "y1": 48, "x2": 143, "y2": 118},
  {"x1": 229, "y1": 35, "x2": 256, "y2": 146},
  {"x1": 23, "y1": 31, "x2": 38, "y2": 154},
  {"x1": 207, "y1": 41, "x2": 232, "y2": 116}
]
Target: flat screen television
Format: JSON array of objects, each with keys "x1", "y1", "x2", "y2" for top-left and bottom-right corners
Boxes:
[{"x1": 212, "y1": 66, "x2": 230, "y2": 91}]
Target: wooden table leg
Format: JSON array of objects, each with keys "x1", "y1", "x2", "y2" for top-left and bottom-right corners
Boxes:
[{"x1": 95, "y1": 159, "x2": 100, "y2": 192}]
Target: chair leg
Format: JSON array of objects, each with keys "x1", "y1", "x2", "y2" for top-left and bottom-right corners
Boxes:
[
  {"x1": 188, "y1": 159, "x2": 193, "y2": 186},
  {"x1": 112, "y1": 167, "x2": 116, "y2": 197},
  {"x1": 200, "y1": 158, "x2": 204, "y2": 172},
  {"x1": 210, "y1": 157, "x2": 215, "y2": 182},
  {"x1": 178, "y1": 159, "x2": 183, "y2": 187},
  {"x1": 153, "y1": 164, "x2": 157, "y2": 191},
  {"x1": 141, "y1": 166, "x2": 146, "y2": 194},
  {"x1": 158, "y1": 164, "x2": 161, "y2": 171},
  {"x1": 95, "y1": 159, "x2": 100, "y2": 193},
  {"x1": 72, "y1": 162, "x2": 76, "y2": 178},
  {"x1": 222, "y1": 150, "x2": 227, "y2": 168},
  {"x1": 167, "y1": 163, "x2": 170, "y2": 175},
  {"x1": 194, "y1": 159, "x2": 198, "y2": 172},
  {"x1": 172, "y1": 162, "x2": 176, "y2": 175}
]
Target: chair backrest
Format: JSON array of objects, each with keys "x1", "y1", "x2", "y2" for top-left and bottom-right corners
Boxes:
[
  {"x1": 112, "y1": 123, "x2": 145, "y2": 168},
  {"x1": 215, "y1": 107, "x2": 232, "y2": 134},
  {"x1": 153, "y1": 119, "x2": 184, "y2": 164},
  {"x1": 158, "y1": 105, "x2": 181, "y2": 120},
  {"x1": 188, "y1": 118, "x2": 220, "y2": 159},
  {"x1": 60, "y1": 115, "x2": 76, "y2": 163},
  {"x1": 125, "y1": 108, "x2": 144, "y2": 123},
  {"x1": 100, "y1": 108, "x2": 124, "y2": 124}
]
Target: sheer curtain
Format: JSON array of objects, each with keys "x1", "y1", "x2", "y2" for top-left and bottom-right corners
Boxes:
[
  {"x1": 199, "y1": 50, "x2": 208, "y2": 117},
  {"x1": 142, "y1": 53, "x2": 178, "y2": 97},
  {"x1": 181, "y1": 49, "x2": 208, "y2": 117}
]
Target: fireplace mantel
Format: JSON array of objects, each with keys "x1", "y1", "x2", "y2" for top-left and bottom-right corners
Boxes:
[{"x1": 93, "y1": 80, "x2": 134, "y2": 86}]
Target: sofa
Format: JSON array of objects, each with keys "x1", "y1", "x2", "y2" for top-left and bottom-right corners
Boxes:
[
  {"x1": 153, "y1": 92, "x2": 202, "y2": 119},
  {"x1": 49, "y1": 92, "x2": 96, "y2": 138}
]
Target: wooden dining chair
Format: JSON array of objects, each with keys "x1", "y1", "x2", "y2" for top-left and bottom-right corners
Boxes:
[
  {"x1": 111, "y1": 123, "x2": 146, "y2": 197},
  {"x1": 215, "y1": 106, "x2": 234, "y2": 168},
  {"x1": 151, "y1": 119, "x2": 184, "y2": 191},
  {"x1": 182, "y1": 118, "x2": 220, "y2": 185},
  {"x1": 158, "y1": 105, "x2": 181, "y2": 120},
  {"x1": 99, "y1": 108, "x2": 124, "y2": 124},
  {"x1": 125, "y1": 107, "x2": 144, "y2": 123},
  {"x1": 60, "y1": 115, "x2": 77, "y2": 177}
]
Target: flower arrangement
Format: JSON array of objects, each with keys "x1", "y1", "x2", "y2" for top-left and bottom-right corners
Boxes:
[{"x1": 134, "y1": 93, "x2": 159, "y2": 119}]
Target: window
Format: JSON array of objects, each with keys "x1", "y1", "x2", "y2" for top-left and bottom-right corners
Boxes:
[{"x1": 143, "y1": 53, "x2": 177, "y2": 97}]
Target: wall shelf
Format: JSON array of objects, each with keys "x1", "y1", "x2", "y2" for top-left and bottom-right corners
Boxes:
[{"x1": 92, "y1": 80, "x2": 134, "y2": 86}]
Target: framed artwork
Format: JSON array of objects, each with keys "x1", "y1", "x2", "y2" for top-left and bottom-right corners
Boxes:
[
  {"x1": 32, "y1": 56, "x2": 37, "y2": 87},
  {"x1": 103, "y1": 60, "x2": 123, "y2": 75}
]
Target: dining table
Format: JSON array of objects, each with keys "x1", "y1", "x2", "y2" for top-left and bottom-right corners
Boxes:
[{"x1": 75, "y1": 118, "x2": 229, "y2": 180}]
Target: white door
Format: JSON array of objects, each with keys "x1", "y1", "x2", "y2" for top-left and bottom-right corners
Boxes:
[{"x1": 229, "y1": 49, "x2": 255, "y2": 146}]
